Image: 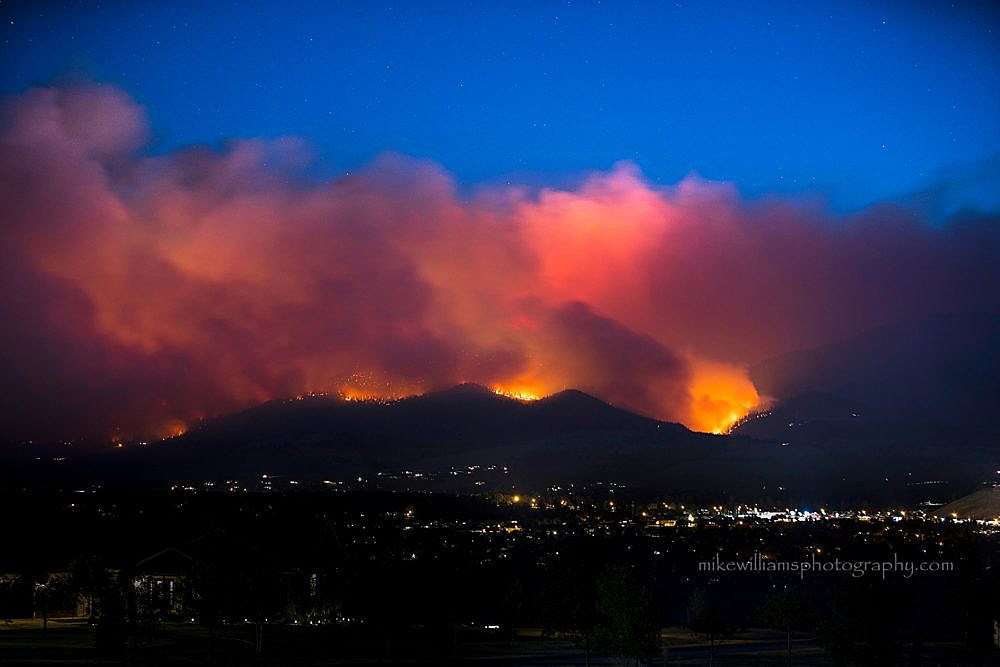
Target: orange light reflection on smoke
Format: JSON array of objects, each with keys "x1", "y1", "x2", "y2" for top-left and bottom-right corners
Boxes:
[{"x1": 685, "y1": 359, "x2": 760, "y2": 434}]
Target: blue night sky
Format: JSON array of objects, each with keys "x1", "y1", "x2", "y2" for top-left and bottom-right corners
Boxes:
[{"x1": 2, "y1": 0, "x2": 998, "y2": 211}]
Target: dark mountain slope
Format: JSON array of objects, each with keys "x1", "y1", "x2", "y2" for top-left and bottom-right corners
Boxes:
[
  {"x1": 5, "y1": 382, "x2": 997, "y2": 506},
  {"x1": 750, "y1": 313, "x2": 1000, "y2": 432}
]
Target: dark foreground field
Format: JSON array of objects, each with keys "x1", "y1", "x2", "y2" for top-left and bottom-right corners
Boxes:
[{"x1": 4, "y1": 619, "x2": 1000, "y2": 666}]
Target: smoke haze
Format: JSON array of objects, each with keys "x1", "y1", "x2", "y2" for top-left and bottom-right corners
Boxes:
[{"x1": 2, "y1": 84, "x2": 998, "y2": 440}]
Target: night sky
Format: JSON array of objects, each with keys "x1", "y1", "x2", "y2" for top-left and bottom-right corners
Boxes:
[
  {"x1": 4, "y1": 1, "x2": 998, "y2": 210},
  {"x1": 0, "y1": 1, "x2": 998, "y2": 440}
]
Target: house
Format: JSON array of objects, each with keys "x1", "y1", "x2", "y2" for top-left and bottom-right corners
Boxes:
[{"x1": 133, "y1": 547, "x2": 195, "y2": 617}]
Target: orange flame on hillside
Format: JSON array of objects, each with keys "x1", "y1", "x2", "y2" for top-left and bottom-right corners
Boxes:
[
  {"x1": 491, "y1": 385, "x2": 544, "y2": 401},
  {"x1": 158, "y1": 420, "x2": 189, "y2": 440},
  {"x1": 684, "y1": 360, "x2": 760, "y2": 434}
]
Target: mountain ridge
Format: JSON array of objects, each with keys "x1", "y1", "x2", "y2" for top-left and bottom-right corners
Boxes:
[{"x1": 3, "y1": 381, "x2": 998, "y2": 506}]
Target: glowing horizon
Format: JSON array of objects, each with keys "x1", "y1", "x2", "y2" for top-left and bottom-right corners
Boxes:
[{"x1": 154, "y1": 378, "x2": 755, "y2": 441}]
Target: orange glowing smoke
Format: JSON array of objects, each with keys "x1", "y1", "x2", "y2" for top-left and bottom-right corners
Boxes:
[
  {"x1": 685, "y1": 360, "x2": 761, "y2": 434},
  {"x1": 0, "y1": 85, "x2": 765, "y2": 437},
  {"x1": 9, "y1": 83, "x2": 993, "y2": 442}
]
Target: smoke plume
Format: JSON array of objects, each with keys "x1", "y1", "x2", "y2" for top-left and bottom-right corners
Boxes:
[{"x1": 1, "y1": 84, "x2": 998, "y2": 439}]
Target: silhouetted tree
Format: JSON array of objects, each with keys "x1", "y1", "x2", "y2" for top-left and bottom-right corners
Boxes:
[
  {"x1": 758, "y1": 586, "x2": 815, "y2": 666},
  {"x1": 188, "y1": 559, "x2": 231, "y2": 660},
  {"x1": 502, "y1": 573, "x2": 524, "y2": 642},
  {"x1": 817, "y1": 580, "x2": 903, "y2": 667},
  {"x1": 591, "y1": 565, "x2": 658, "y2": 666},
  {"x1": 0, "y1": 576, "x2": 18, "y2": 624},
  {"x1": 687, "y1": 587, "x2": 735, "y2": 666},
  {"x1": 65, "y1": 554, "x2": 131, "y2": 653},
  {"x1": 68, "y1": 554, "x2": 111, "y2": 621},
  {"x1": 539, "y1": 539, "x2": 612, "y2": 665},
  {"x1": 96, "y1": 577, "x2": 129, "y2": 654},
  {"x1": 33, "y1": 573, "x2": 74, "y2": 638},
  {"x1": 539, "y1": 562, "x2": 598, "y2": 664}
]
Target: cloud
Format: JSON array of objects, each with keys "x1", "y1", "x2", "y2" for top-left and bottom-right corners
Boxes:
[{"x1": 1, "y1": 83, "x2": 998, "y2": 440}]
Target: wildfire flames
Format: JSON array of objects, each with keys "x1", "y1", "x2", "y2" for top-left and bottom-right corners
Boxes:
[
  {"x1": 2, "y1": 84, "x2": 996, "y2": 440},
  {"x1": 158, "y1": 421, "x2": 189, "y2": 440},
  {"x1": 685, "y1": 360, "x2": 762, "y2": 434},
  {"x1": 490, "y1": 386, "x2": 544, "y2": 402}
]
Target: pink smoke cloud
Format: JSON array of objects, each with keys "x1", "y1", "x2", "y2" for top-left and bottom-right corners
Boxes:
[{"x1": 1, "y1": 83, "x2": 997, "y2": 440}]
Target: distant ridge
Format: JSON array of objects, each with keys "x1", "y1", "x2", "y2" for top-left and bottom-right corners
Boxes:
[
  {"x1": 750, "y1": 313, "x2": 1000, "y2": 432},
  {"x1": 934, "y1": 485, "x2": 1000, "y2": 521}
]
